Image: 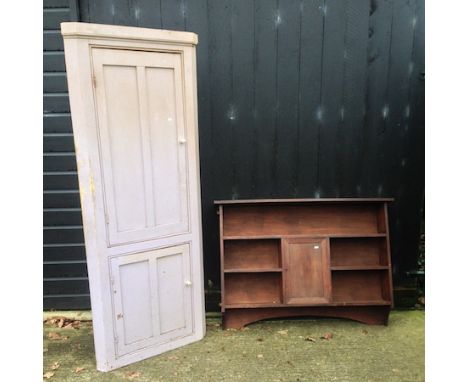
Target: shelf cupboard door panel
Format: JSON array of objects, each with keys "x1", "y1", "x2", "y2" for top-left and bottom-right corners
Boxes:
[
  {"x1": 62, "y1": 23, "x2": 205, "y2": 371},
  {"x1": 283, "y1": 238, "x2": 331, "y2": 304}
]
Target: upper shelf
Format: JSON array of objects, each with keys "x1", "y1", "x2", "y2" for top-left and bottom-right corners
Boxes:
[{"x1": 214, "y1": 198, "x2": 394, "y2": 205}]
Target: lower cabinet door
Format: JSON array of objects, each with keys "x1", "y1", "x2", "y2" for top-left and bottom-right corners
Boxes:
[
  {"x1": 283, "y1": 238, "x2": 331, "y2": 304},
  {"x1": 109, "y1": 244, "x2": 193, "y2": 357}
]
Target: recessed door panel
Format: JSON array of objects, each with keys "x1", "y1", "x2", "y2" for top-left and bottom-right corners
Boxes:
[
  {"x1": 110, "y1": 244, "x2": 193, "y2": 357},
  {"x1": 283, "y1": 238, "x2": 331, "y2": 304},
  {"x1": 92, "y1": 48, "x2": 189, "y2": 247}
]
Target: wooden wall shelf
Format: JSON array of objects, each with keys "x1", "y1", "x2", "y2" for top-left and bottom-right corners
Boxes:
[{"x1": 216, "y1": 198, "x2": 394, "y2": 329}]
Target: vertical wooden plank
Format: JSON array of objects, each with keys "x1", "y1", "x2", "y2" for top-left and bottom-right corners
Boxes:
[
  {"x1": 296, "y1": 0, "x2": 325, "y2": 197},
  {"x1": 231, "y1": 0, "x2": 255, "y2": 199},
  {"x1": 186, "y1": 0, "x2": 218, "y2": 289},
  {"x1": 381, "y1": 0, "x2": 418, "y2": 281},
  {"x1": 317, "y1": 0, "x2": 346, "y2": 197},
  {"x1": 338, "y1": 0, "x2": 370, "y2": 196},
  {"x1": 161, "y1": 0, "x2": 186, "y2": 31},
  {"x1": 275, "y1": 0, "x2": 301, "y2": 196},
  {"x1": 87, "y1": 0, "x2": 115, "y2": 23},
  {"x1": 129, "y1": 0, "x2": 163, "y2": 28},
  {"x1": 360, "y1": 0, "x2": 393, "y2": 196},
  {"x1": 253, "y1": 0, "x2": 279, "y2": 197}
]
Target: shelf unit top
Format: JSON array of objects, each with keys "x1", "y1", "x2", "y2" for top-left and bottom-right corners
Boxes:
[{"x1": 214, "y1": 198, "x2": 394, "y2": 205}]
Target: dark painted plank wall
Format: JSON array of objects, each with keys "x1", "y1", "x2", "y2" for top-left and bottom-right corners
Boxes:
[
  {"x1": 43, "y1": 0, "x2": 90, "y2": 309},
  {"x1": 44, "y1": 0, "x2": 425, "y2": 310}
]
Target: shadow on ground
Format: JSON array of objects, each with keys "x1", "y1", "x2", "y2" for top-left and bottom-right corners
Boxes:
[{"x1": 43, "y1": 310, "x2": 424, "y2": 381}]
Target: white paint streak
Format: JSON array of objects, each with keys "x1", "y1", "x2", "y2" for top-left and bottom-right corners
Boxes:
[
  {"x1": 340, "y1": 107, "x2": 345, "y2": 121},
  {"x1": 405, "y1": 105, "x2": 411, "y2": 118},
  {"x1": 382, "y1": 105, "x2": 389, "y2": 119},
  {"x1": 316, "y1": 106, "x2": 323, "y2": 121},
  {"x1": 275, "y1": 11, "x2": 282, "y2": 27},
  {"x1": 314, "y1": 190, "x2": 321, "y2": 198},
  {"x1": 227, "y1": 104, "x2": 237, "y2": 121}
]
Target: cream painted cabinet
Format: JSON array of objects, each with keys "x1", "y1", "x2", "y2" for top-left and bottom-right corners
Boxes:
[{"x1": 62, "y1": 23, "x2": 205, "y2": 371}]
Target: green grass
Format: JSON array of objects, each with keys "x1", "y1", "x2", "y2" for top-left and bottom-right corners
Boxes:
[{"x1": 43, "y1": 310, "x2": 424, "y2": 381}]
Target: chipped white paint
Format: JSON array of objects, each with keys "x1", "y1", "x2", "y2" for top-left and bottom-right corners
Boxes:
[
  {"x1": 408, "y1": 61, "x2": 414, "y2": 76},
  {"x1": 377, "y1": 184, "x2": 383, "y2": 196},
  {"x1": 412, "y1": 16, "x2": 418, "y2": 28},
  {"x1": 62, "y1": 22, "x2": 205, "y2": 372},
  {"x1": 340, "y1": 106, "x2": 345, "y2": 121},
  {"x1": 314, "y1": 190, "x2": 321, "y2": 198}
]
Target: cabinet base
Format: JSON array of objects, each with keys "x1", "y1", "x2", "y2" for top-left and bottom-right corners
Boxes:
[{"x1": 223, "y1": 306, "x2": 391, "y2": 329}]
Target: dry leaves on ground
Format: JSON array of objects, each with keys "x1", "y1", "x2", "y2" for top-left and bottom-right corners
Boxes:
[
  {"x1": 257, "y1": 354, "x2": 264, "y2": 359},
  {"x1": 43, "y1": 372, "x2": 55, "y2": 379},
  {"x1": 45, "y1": 317, "x2": 81, "y2": 330},
  {"x1": 305, "y1": 336, "x2": 317, "y2": 343},
  {"x1": 321, "y1": 332, "x2": 333, "y2": 340},
  {"x1": 47, "y1": 332, "x2": 69, "y2": 341},
  {"x1": 75, "y1": 367, "x2": 85, "y2": 373},
  {"x1": 50, "y1": 362, "x2": 60, "y2": 371},
  {"x1": 126, "y1": 371, "x2": 141, "y2": 380},
  {"x1": 277, "y1": 330, "x2": 288, "y2": 336}
]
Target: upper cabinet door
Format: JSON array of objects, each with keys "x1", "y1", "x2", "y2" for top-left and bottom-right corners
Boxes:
[
  {"x1": 92, "y1": 48, "x2": 189, "y2": 247},
  {"x1": 283, "y1": 238, "x2": 331, "y2": 304}
]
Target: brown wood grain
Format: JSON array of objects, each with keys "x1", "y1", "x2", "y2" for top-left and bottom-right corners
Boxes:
[
  {"x1": 223, "y1": 204, "x2": 381, "y2": 236},
  {"x1": 283, "y1": 237, "x2": 331, "y2": 304}
]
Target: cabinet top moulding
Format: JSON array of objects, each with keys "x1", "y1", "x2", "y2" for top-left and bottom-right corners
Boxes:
[
  {"x1": 214, "y1": 198, "x2": 393, "y2": 205},
  {"x1": 61, "y1": 22, "x2": 198, "y2": 46}
]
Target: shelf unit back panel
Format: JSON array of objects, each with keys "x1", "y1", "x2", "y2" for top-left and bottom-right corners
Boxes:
[
  {"x1": 224, "y1": 240, "x2": 281, "y2": 270},
  {"x1": 224, "y1": 273, "x2": 282, "y2": 305},
  {"x1": 223, "y1": 204, "x2": 383, "y2": 237},
  {"x1": 332, "y1": 271, "x2": 390, "y2": 302},
  {"x1": 330, "y1": 237, "x2": 388, "y2": 267}
]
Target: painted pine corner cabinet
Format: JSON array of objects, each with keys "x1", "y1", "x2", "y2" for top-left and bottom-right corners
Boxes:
[
  {"x1": 215, "y1": 198, "x2": 394, "y2": 329},
  {"x1": 62, "y1": 22, "x2": 205, "y2": 371}
]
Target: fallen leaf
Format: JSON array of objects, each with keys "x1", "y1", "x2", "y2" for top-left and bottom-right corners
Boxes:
[
  {"x1": 320, "y1": 332, "x2": 333, "y2": 340},
  {"x1": 167, "y1": 355, "x2": 178, "y2": 361},
  {"x1": 287, "y1": 360, "x2": 294, "y2": 367},
  {"x1": 257, "y1": 337, "x2": 264, "y2": 342},
  {"x1": 57, "y1": 318, "x2": 64, "y2": 328},
  {"x1": 277, "y1": 330, "x2": 288, "y2": 336},
  {"x1": 75, "y1": 367, "x2": 85, "y2": 373},
  {"x1": 126, "y1": 371, "x2": 141, "y2": 380},
  {"x1": 50, "y1": 362, "x2": 60, "y2": 370},
  {"x1": 43, "y1": 372, "x2": 55, "y2": 379},
  {"x1": 47, "y1": 332, "x2": 68, "y2": 341},
  {"x1": 362, "y1": 329, "x2": 368, "y2": 335},
  {"x1": 305, "y1": 336, "x2": 316, "y2": 342},
  {"x1": 257, "y1": 354, "x2": 264, "y2": 359}
]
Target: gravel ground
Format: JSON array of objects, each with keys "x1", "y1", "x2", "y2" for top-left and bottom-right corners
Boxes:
[{"x1": 43, "y1": 310, "x2": 424, "y2": 381}]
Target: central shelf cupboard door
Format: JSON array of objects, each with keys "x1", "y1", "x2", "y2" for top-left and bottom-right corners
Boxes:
[{"x1": 283, "y1": 238, "x2": 332, "y2": 304}]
